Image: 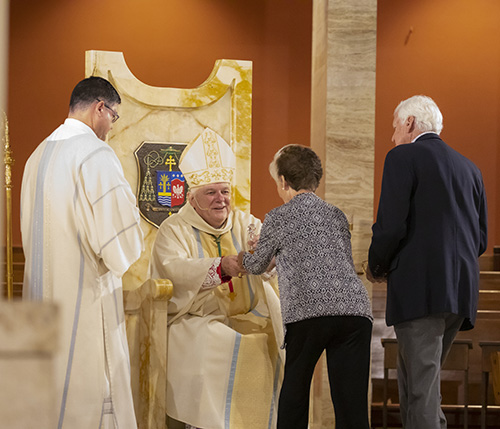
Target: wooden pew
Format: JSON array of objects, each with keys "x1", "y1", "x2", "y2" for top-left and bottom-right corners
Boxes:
[
  {"x1": 381, "y1": 338, "x2": 473, "y2": 429},
  {"x1": 372, "y1": 267, "x2": 500, "y2": 427}
]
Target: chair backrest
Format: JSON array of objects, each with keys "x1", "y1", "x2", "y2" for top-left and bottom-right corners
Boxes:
[{"x1": 86, "y1": 50, "x2": 253, "y2": 292}]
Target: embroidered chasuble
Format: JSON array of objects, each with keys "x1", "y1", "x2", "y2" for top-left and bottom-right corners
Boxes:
[{"x1": 150, "y1": 203, "x2": 284, "y2": 429}]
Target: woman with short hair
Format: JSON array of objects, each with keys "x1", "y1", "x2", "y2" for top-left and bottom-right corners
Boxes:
[{"x1": 239, "y1": 144, "x2": 372, "y2": 429}]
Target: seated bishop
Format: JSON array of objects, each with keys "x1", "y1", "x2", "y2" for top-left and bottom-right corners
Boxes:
[{"x1": 149, "y1": 128, "x2": 284, "y2": 429}]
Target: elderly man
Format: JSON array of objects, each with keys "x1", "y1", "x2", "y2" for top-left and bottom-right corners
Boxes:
[
  {"x1": 149, "y1": 128, "x2": 283, "y2": 429},
  {"x1": 21, "y1": 76, "x2": 144, "y2": 428},
  {"x1": 367, "y1": 95, "x2": 487, "y2": 429}
]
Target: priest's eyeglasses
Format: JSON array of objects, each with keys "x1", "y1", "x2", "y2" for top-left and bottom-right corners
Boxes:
[{"x1": 97, "y1": 99, "x2": 120, "y2": 123}]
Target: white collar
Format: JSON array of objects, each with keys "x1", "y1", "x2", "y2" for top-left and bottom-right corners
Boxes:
[
  {"x1": 47, "y1": 118, "x2": 98, "y2": 141},
  {"x1": 411, "y1": 131, "x2": 436, "y2": 143}
]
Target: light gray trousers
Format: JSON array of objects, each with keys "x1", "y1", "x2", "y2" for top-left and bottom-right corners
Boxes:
[{"x1": 394, "y1": 313, "x2": 464, "y2": 429}]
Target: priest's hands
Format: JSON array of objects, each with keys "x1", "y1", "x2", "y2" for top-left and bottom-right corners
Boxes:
[{"x1": 222, "y1": 255, "x2": 247, "y2": 278}]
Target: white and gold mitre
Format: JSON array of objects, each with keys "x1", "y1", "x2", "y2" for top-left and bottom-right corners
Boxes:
[{"x1": 179, "y1": 127, "x2": 236, "y2": 188}]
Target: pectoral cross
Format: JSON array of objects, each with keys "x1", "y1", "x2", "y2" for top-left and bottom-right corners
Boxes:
[{"x1": 211, "y1": 234, "x2": 236, "y2": 301}]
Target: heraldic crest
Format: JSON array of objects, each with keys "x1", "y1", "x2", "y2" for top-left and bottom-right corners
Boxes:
[
  {"x1": 135, "y1": 141, "x2": 188, "y2": 228},
  {"x1": 134, "y1": 128, "x2": 234, "y2": 228}
]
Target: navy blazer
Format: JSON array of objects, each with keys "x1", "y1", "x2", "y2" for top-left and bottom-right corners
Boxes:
[{"x1": 369, "y1": 133, "x2": 487, "y2": 330}]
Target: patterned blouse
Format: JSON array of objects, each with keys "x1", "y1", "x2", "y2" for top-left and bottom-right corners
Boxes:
[{"x1": 242, "y1": 192, "x2": 372, "y2": 327}]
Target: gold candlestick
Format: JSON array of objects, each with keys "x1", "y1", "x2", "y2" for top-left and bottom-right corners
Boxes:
[{"x1": 3, "y1": 111, "x2": 14, "y2": 300}]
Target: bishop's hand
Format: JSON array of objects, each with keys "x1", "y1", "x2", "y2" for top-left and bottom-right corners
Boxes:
[{"x1": 222, "y1": 255, "x2": 246, "y2": 278}]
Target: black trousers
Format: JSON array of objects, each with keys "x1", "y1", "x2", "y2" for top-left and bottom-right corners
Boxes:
[{"x1": 277, "y1": 316, "x2": 372, "y2": 429}]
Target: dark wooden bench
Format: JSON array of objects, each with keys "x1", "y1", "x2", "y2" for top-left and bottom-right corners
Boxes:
[
  {"x1": 372, "y1": 266, "x2": 500, "y2": 428},
  {"x1": 381, "y1": 338, "x2": 473, "y2": 429}
]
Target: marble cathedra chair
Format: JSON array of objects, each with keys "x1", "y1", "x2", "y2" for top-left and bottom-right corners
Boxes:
[
  {"x1": 86, "y1": 50, "x2": 253, "y2": 429},
  {"x1": 123, "y1": 279, "x2": 172, "y2": 428}
]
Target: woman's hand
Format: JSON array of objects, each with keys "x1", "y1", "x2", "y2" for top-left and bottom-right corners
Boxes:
[{"x1": 266, "y1": 257, "x2": 276, "y2": 272}]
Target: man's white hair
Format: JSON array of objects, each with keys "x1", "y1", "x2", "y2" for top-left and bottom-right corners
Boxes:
[{"x1": 395, "y1": 95, "x2": 443, "y2": 135}]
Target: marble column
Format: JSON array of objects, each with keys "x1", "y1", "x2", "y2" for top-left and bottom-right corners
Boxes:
[
  {"x1": 325, "y1": 0, "x2": 377, "y2": 271},
  {"x1": 310, "y1": 1, "x2": 377, "y2": 428},
  {"x1": 312, "y1": 0, "x2": 376, "y2": 272}
]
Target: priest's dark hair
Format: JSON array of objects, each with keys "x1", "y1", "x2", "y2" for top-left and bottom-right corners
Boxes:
[{"x1": 69, "y1": 76, "x2": 121, "y2": 112}]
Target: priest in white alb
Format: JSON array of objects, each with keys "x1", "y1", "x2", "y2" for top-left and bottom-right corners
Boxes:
[
  {"x1": 149, "y1": 128, "x2": 284, "y2": 429},
  {"x1": 21, "y1": 77, "x2": 144, "y2": 428}
]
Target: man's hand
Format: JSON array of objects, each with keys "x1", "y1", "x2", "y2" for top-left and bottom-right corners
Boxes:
[
  {"x1": 222, "y1": 255, "x2": 247, "y2": 278},
  {"x1": 365, "y1": 264, "x2": 387, "y2": 284}
]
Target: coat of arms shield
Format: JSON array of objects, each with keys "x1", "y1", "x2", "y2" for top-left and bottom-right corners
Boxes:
[{"x1": 134, "y1": 142, "x2": 188, "y2": 228}]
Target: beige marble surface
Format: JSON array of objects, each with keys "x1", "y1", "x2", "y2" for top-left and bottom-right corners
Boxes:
[
  {"x1": 324, "y1": 0, "x2": 377, "y2": 273},
  {"x1": 0, "y1": 302, "x2": 59, "y2": 428},
  {"x1": 310, "y1": 1, "x2": 377, "y2": 428},
  {"x1": 86, "y1": 51, "x2": 253, "y2": 292},
  {"x1": 311, "y1": 0, "x2": 328, "y2": 200},
  {"x1": 124, "y1": 279, "x2": 172, "y2": 429}
]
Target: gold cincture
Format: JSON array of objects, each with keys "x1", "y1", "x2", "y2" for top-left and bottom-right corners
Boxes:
[{"x1": 3, "y1": 111, "x2": 14, "y2": 300}]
